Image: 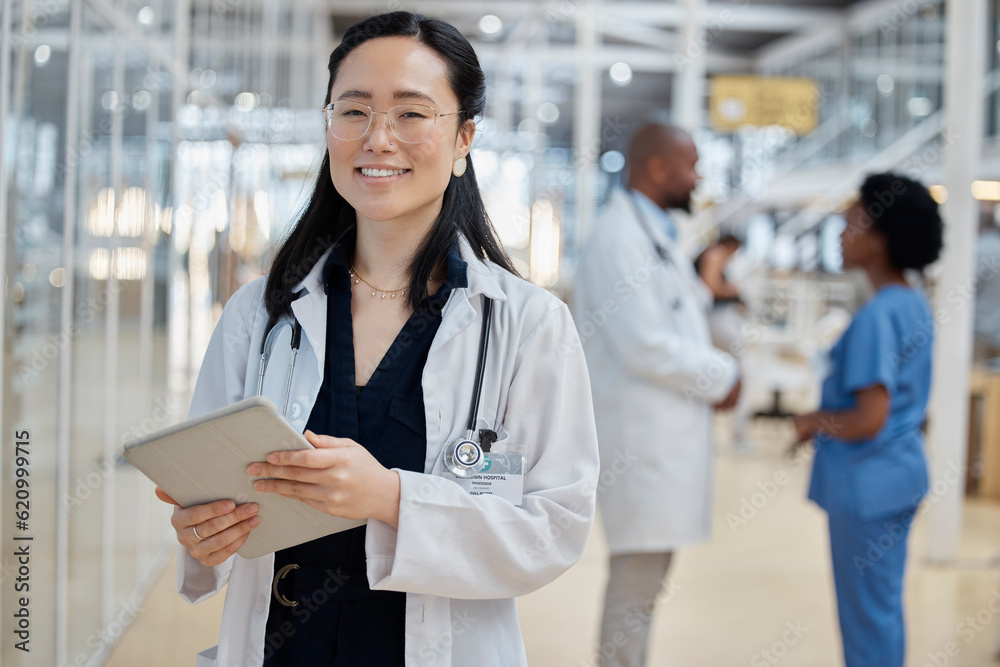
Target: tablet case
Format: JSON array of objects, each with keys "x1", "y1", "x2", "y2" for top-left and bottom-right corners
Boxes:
[{"x1": 124, "y1": 395, "x2": 366, "y2": 559}]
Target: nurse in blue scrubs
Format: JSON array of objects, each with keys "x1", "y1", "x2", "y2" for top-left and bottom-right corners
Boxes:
[{"x1": 793, "y1": 172, "x2": 943, "y2": 667}]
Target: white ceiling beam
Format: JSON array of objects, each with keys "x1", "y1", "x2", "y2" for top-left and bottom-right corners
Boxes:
[
  {"x1": 600, "y1": 17, "x2": 681, "y2": 51},
  {"x1": 322, "y1": 1, "x2": 839, "y2": 34},
  {"x1": 26, "y1": 29, "x2": 751, "y2": 73},
  {"x1": 756, "y1": 0, "x2": 935, "y2": 71},
  {"x1": 473, "y1": 43, "x2": 752, "y2": 73}
]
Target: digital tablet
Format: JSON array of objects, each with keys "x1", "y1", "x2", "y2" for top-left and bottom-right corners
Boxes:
[{"x1": 124, "y1": 395, "x2": 366, "y2": 559}]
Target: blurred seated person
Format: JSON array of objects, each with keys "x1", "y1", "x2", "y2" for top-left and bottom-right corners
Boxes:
[{"x1": 695, "y1": 234, "x2": 742, "y2": 303}]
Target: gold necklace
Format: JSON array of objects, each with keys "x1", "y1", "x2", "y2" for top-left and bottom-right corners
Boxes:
[{"x1": 349, "y1": 265, "x2": 408, "y2": 300}]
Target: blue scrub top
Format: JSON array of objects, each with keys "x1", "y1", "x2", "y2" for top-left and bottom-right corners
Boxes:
[{"x1": 808, "y1": 284, "x2": 933, "y2": 521}]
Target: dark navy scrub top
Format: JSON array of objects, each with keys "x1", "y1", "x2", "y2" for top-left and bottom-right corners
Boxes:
[{"x1": 262, "y1": 241, "x2": 468, "y2": 666}]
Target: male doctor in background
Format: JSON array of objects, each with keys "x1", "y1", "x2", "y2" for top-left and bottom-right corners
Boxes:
[{"x1": 572, "y1": 123, "x2": 741, "y2": 667}]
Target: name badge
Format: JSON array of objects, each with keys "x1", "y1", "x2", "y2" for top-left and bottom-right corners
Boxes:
[{"x1": 442, "y1": 453, "x2": 524, "y2": 506}]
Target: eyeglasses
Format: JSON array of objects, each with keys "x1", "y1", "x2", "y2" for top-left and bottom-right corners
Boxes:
[{"x1": 321, "y1": 101, "x2": 464, "y2": 144}]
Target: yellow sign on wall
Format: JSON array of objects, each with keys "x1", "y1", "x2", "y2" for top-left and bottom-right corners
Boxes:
[{"x1": 709, "y1": 75, "x2": 819, "y2": 135}]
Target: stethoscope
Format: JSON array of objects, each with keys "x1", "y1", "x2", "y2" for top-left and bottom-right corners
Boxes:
[
  {"x1": 257, "y1": 315, "x2": 303, "y2": 417},
  {"x1": 627, "y1": 190, "x2": 674, "y2": 264},
  {"x1": 256, "y1": 296, "x2": 496, "y2": 478},
  {"x1": 442, "y1": 296, "x2": 495, "y2": 478},
  {"x1": 627, "y1": 191, "x2": 683, "y2": 310}
]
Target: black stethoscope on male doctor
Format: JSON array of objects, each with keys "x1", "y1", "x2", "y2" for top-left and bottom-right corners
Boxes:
[
  {"x1": 257, "y1": 296, "x2": 497, "y2": 478},
  {"x1": 627, "y1": 189, "x2": 683, "y2": 310}
]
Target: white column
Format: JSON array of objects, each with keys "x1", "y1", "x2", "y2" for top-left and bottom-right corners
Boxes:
[
  {"x1": 573, "y1": 0, "x2": 600, "y2": 243},
  {"x1": 102, "y1": 0, "x2": 126, "y2": 628},
  {"x1": 57, "y1": 3, "x2": 83, "y2": 662},
  {"x1": 673, "y1": 0, "x2": 706, "y2": 132},
  {"x1": 926, "y1": 0, "x2": 986, "y2": 562},
  {"x1": 168, "y1": 0, "x2": 190, "y2": 400}
]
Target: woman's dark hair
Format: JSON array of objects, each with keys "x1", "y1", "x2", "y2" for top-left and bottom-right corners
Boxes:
[
  {"x1": 859, "y1": 172, "x2": 944, "y2": 271},
  {"x1": 265, "y1": 11, "x2": 516, "y2": 321},
  {"x1": 717, "y1": 234, "x2": 741, "y2": 248}
]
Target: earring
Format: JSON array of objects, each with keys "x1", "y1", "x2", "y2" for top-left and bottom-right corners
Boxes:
[{"x1": 452, "y1": 155, "x2": 467, "y2": 178}]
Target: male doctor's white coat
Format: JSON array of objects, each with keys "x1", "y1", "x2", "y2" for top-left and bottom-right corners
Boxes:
[
  {"x1": 572, "y1": 189, "x2": 738, "y2": 555},
  {"x1": 178, "y1": 239, "x2": 599, "y2": 667}
]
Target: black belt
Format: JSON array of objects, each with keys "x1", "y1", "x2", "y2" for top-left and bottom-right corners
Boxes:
[{"x1": 271, "y1": 563, "x2": 399, "y2": 607}]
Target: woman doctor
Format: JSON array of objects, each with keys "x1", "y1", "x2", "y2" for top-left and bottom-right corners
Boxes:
[{"x1": 154, "y1": 12, "x2": 599, "y2": 667}]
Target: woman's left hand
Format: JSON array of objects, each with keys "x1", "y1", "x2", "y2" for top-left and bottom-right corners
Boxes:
[
  {"x1": 248, "y1": 430, "x2": 401, "y2": 529},
  {"x1": 791, "y1": 412, "x2": 818, "y2": 443}
]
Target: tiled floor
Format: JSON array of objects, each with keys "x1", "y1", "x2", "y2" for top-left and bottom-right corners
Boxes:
[{"x1": 108, "y1": 418, "x2": 1000, "y2": 666}]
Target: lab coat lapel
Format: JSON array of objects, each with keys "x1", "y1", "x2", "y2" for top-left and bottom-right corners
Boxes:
[
  {"x1": 429, "y1": 238, "x2": 507, "y2": 355},
  {"x1": 291, "y1": 247, "x2": 334, "y2": 380},
  {"x1": 288, "y1": 241, "x2": 509, "y2": 367}
]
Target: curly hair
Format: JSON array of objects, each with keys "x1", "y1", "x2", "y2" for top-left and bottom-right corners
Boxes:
[{"x1": 859, "y1": 172, "x2": 944, "y2": 271}]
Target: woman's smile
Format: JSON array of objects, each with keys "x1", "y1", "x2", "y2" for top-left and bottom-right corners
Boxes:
[{"x1": 356, "y1": 166, "x2": 412, "y2": 185}]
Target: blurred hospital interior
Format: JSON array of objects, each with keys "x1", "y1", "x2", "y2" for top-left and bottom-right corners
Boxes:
[{"x1": 1, "y1": 0, "x2": 999, "y2": 665}]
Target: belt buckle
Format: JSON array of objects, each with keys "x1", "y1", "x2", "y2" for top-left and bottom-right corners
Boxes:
[{"x1": 272, "y1": 563, "x2": 300, "y2": 607}]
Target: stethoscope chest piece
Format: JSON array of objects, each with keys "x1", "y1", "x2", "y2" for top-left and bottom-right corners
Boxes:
[{"x1": 444, "y1": 438, "x2": 485, "y2": 477}]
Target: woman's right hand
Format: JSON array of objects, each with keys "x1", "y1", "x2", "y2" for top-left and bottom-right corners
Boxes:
[{"x1": 154, "y1": 487, "x2": 260, "y2": 567}]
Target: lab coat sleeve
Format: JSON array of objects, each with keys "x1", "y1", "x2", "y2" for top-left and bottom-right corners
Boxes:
[
  {"x1": 583, "y1": 235, "x2": 738, "y2": 404},
  {"x1": 177, "y1": 279, "x2": 264, "y2": 604},
  {"x1": 364, "y1": 302, "x2": 600, "y2": 599}
]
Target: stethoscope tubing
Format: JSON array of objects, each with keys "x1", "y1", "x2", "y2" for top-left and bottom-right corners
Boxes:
[
  {"x1": 627, "y1": 190, "x2": 673, "y2": 264},
  {"x1": 257, "y1": 296, "x2": 493, "y2": 440},
  {"x1": 626, "y1": 191, "x2": 687, "y2": 310},
  {"x1": 465, "y1": 296, "x2": 493, "y2": 437},
  {"x1": 258, "y1": 317, "x2": 303, "y2": 417}
]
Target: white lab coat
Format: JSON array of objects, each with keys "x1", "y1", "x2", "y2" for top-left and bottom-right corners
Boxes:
[
  {"x1": 178, "y1": 238, "x2": 599, "y2": 667},
  {"x1": 572, "y1": 189, "x2": 738, "y2": 554}
]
